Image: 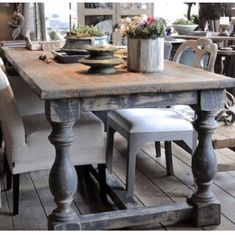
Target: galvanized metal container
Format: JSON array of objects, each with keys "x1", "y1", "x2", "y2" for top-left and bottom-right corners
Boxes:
[
  {"x1": 127, "y1": 37, "x2": 164, "y2": 73},
  {"x1": 63, "y1": 36, "x2": 108, "y2": 50}
]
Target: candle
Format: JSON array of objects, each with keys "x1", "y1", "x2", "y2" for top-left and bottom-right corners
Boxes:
[
  {"x1": 231, "y1": 17, "x2": 235, "y2": 25},
  {"x1": 220, "y1": 16, "x2": 229, "y2": 25}
]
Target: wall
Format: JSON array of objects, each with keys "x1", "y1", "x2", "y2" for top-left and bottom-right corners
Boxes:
[
  {"x1": 154, "y1": 1, "x2": 189, "y2": 23},
  {"x1": 0, "y1": 4, "x2": 14, "y2": 41}
]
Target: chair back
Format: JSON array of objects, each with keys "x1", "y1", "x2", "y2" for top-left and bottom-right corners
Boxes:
[
  {"x1": 95, "y1": 19, "x2": 112, "y2": 43},
  {"x1": 8, "y1": 75, "x2": 44, "y2": 116},
  {"x1": 173, "y1": 38, "x2": 218, "y2": 72},
  {"x1": 0, "y1": 57, "x2": 6, "y2": 71},
  {"x1": 0, "y1": 68, "x2": 25, "y2": 149}
]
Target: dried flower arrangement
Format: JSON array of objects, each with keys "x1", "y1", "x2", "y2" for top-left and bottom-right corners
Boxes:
[{"x1": 120, "y1": 15, "x2": 166, "y2": 39}]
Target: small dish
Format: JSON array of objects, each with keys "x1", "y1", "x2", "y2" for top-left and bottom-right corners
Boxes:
[{"x1": 51, "y1": 49, "x2": 89, "y2": 63}]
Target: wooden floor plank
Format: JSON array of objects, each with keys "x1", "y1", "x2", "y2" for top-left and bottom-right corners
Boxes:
[
  {"x1": 0, "y1": 175, "x2": 14, "y2": 230},
  {"x1": 3, "y1": 173, "x2": 47, "y2": 230},
  {"x1": 205, "y1": 215, "x2": 235, "y2": 230},
  {"x1": 73, "y1": 166, "x2": 114, "y2": 215},
  {"x1": 112, "y1": 148, "x2": 165, "y2": 230},
  {"x1": 137, "y1": 141, "x2": 235, "y2": 229},
  {"x1": 215, "y1": 148, "x2": 235, "y2": 171},
  {"x1": 155, "y1": 143, "x2": 235, "y2": 226},
  {"x1": 114, "y1": 135, "x2": 235, "y2": 229},
  {"x1": 1, "y1": 134, "x2": 235, "y2": 230},
  {"x1": 216, "y1": 148, "x2": 235, "y2": 161},
  {"x1": 214, "y1": 171, "x2": 235, "y2": 198},
  {"x1": 113, "y1": 136, "x2": 201, "y2": 230},
  {"x1": 30, "y1": 170, "x2": 110, "y2": 218},
  {"x1": 112, "y1": 147, "x2": 172, "y2": 207},
  {"x1": 28, "y1": 171, "x2": 54, "y2": 217},
  {"x1": 29, "y1": 170, "x2": 81, "y2": 217},
  {"x1": 212, "y1": 123, "x2": 235, "y2": 149},
  {"x1": 114, "y1": 135, "x2": 193, "y2": 203}
]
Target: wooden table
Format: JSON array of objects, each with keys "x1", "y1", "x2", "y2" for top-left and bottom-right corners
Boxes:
[{"x1": 3, "y1": 48, "x2": 235, "y2": 230}]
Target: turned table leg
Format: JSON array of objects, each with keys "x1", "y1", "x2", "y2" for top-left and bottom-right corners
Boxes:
[
  {"x1": 45, "y1": 100, "x2": 81, "y2": 230},
  {"x1": 188, "y1": 110, "x2": 220, "y2": 227}
]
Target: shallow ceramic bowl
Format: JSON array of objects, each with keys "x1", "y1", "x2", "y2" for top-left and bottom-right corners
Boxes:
[
  {"x1": 173, "y1": 24, "x2": 198, "y2": 35},
  {"x1": 63, "y1": 36, "x2": 108, "y2": 50}
]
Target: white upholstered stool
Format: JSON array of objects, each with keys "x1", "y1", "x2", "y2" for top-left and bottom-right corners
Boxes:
[{"x1": 106, "y1": 108, "x2": 195, "y2": 197}]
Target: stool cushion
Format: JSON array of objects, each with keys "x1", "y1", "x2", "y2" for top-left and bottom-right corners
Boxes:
[{"x1": 108, "y1": 108, "x2": 193, "y2": 133}]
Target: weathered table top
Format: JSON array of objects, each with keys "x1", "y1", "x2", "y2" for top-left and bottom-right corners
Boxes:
[{"x1": 3, "y1": 48, "x2": 235, "y2": 101}]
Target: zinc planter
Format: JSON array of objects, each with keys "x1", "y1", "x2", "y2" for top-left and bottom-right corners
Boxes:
[
  {"x1": 127, "y1": 37, "x2": 164, "y2": 73},
  {"x1": 63, "y1": 35, "x2": 108, "y2": 50}
]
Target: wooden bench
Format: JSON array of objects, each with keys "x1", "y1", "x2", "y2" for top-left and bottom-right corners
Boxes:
[{"x1": 212, "y1": 123, "x2": 235, "y2": 171}]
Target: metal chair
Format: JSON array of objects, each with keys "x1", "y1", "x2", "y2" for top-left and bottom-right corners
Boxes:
[
  {"x1": 106, "y1": 38, "x2": 218, "y2": 197},
  {"x1": 0, "y1": 67, "x2": 106, "y2": 215}
]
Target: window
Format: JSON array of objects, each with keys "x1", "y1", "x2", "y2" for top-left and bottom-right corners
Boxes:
[
  {"x1": 44, "y1": 2, "x2": 77, "y2": 40},
  {"x1": 77, "y1": 2, "x2": 153, "y2": 45}
]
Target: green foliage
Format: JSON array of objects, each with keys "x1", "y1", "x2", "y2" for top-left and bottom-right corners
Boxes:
[
  {"x1": 48, "y1": 31, "x2": 60, "y2": 40},
  {"x1": 67, "y1": 25, "x2": 104, "y2": 38},
  {"x1": 138, "y1": 21, "x2": 165, "y2": 39},
  {"x1": 173, "y1": 18, "x2": 195, "y2": 25},
  {"x1": 191, "y1": 15, "x2": 199, "y2": 25}
]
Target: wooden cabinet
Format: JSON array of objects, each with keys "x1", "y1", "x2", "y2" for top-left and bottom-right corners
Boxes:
[
  {"x1": 77, "y1": 2, "x2": 153, "y2": 45},
  {"x1": 0, "y1": 4, "x2": 14, "y2": 41}
]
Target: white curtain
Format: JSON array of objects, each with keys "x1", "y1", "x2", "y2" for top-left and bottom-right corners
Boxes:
[{"x1": 21, "y1": 3, "x2": 46, "y2": 41}]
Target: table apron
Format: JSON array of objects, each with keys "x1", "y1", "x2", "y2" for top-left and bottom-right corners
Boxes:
[{"x1": 78, "y1": 89, "x2": 225, "y2": 112}]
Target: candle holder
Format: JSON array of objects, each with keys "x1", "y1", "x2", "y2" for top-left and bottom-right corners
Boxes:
[
  {"x1": 230, "y1": 17, "x2": 235, "y2": 36},
  {"x1": 79, "y1": 45, "x2": 124, "y2": 74},
  {"x1": 219, "y1": 23, "x2": 230, "y2": 36}
]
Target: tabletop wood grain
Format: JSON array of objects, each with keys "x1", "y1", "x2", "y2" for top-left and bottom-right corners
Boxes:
[{"x1": 3, "y1": 48, "x2": 235, "y2": 100}]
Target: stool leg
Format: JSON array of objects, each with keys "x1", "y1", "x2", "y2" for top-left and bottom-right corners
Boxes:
[
  {"x1": 13, "y1": 174, "x2": 20, "y2": 215},
  {"x1": 98, "y1": 164, "x2": 107, "y2": 203},
  {"x1": 155, "y1": 141, "x2": 161, "y2": 157},
  {"x1": 3, "y1": 149, "x2": 7, "y2": 171},
  {"x1": 126, "y1": 138, "x2": 138, "y2": 198},
  {"x1": 192, "y1": 130, "x2": 198, "y2": 155},
  {"x1": 106, "y1": 125, "x2": 115, "y2": 173},
  {"x1": 165, "y1": 141, "x2": 174, "y2": 176},
  {"x1": 0, "y1": 126, "x2": 2, "y2": 148},
  {"x1": 5, "y1": 153, "x2": 12, "y2": 191}
]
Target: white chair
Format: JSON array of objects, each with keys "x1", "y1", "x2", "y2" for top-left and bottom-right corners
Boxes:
[
  {"x1": 0, "y1": 56, "x2": 45, "y2": 149},
  {"x1": 0, "y1": 57, "x2": 5, "y2": 71},
  {"x1": 173, "y1": 38, "x2": 217, "y2": 72},
  {"x1": 95, "y1": 19, "x2": 112, "y2": 43},
  {"x1": 0, "y1": 57, "x2": 5, "y2": 148},
  {"x1": 0, "y1": 67, "x2": 106, "y2": 215},
  {"x1": 106, "y1": 38, "x2": 218, "y2": 197},
  {"x1": 0, "y1": 58, "x2": 3, "y2": 209}
]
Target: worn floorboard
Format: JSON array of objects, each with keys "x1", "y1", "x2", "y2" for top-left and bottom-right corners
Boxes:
[
  {"x1": 0, "y1": 134, "x2": 235, "y2": 230},
  {"x1": 3, "y1": 173, "x2": 47, "y2": 230},
  {"x1": 0, "y1": 174, "x2": 13, "y2": 230},
  {"x1": 141, "y1": 140, "x2": 235, "y2": 230}
]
